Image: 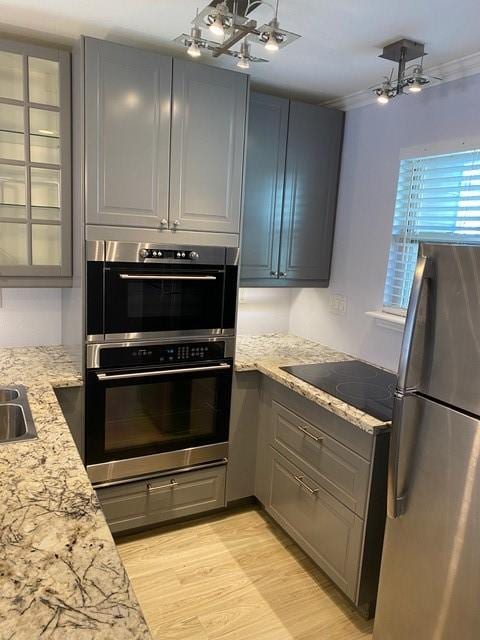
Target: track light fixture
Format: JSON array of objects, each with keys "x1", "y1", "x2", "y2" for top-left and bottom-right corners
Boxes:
[
  {"x1": 237, "y1": 41, "x2": 251, "y2": 69},
  {"x1": 186, "y1": 27, "x2": 203, "y2": 58},
  {"x1": 370, "y1": 39, "x2": 442, "y2": 105},
  {"x1": 375, "y1": 81, "x2": 395, "y2": 105},
  {"x1": 174, "y1": 1, "x2": 300, "y2": 68}
]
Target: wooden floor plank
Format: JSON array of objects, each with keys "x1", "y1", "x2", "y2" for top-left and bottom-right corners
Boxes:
[{"x1": 117, "y1": 506, "x2": 373, "y2": 640}]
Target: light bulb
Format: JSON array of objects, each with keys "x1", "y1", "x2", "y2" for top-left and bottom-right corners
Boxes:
[
  {"x1": 187, "y1": 41, "x2": 201, "y2": 58},
  {"x1": 209, "y1": 15, "x2": 225, "y2": 37},
  {"x1": 377, "y1": 94, "x2": 389, "y2": 105},
  {"x1": 265, "y1": 32, "x2": 279, "y2": 52},
  {"x1": 408, "y1": 80, "x2": 422, "y2": 93},
  {"x1": 237, "y1": 56, "x2": 250, "y2": 70}
]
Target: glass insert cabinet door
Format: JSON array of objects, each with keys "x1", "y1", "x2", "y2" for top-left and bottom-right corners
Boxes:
[{"x1": 0, "y1": 39, "x2": 71, "y2": 280}]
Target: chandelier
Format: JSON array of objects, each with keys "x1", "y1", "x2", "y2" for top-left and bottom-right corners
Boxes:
[
  {"x1": 371, "y1": 39, "x2": 441, "y2": 105},
  {"x1": 174, "y1": 0, "x2": 300, "y2": 70}
]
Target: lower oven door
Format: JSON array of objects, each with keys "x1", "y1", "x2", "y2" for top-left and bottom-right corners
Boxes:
[{"x1": 86, "y1": 360, "x2": 232, "y2": 484}]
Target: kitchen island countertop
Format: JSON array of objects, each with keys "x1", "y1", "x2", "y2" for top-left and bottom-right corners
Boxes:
[
  {"x1": 0, "y1": 346, "x2": 150, "y2": 639},
  {"x1": 235, "y1": 333, "x2": 393, "y2": 434}
]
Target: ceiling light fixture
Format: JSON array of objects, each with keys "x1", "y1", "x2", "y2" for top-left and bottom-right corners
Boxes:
[
  {"x1": 187, "y1": 27, "x2": 203, "y2": 57},
  {"x1": 370, "y1": 39, "x2": 442, "y2": 105},
  {"x1": 174, "y1": 1, "x2": 300, "y2": 68},
  {"x1": 237, "y1": 40, "x2": 251, "y2": 69}
]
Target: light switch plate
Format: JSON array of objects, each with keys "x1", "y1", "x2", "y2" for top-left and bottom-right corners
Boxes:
[{"x1": 329, "y1": 293, "x2": 347, "y2": 315}]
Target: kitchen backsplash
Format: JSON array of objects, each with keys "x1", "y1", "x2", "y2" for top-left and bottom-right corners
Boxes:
[
  {"x1": 0, "y1": 288, "x2": 61, "y2": 347},
  {"x1": 237, "y1": 288, "x2": 292, "y2": 335}
]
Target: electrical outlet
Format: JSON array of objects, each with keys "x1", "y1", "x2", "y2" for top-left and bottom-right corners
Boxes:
[
  {"x1": 329, "y1": 294, "x2": 347, "y2": 315},
  {"x1": 238, "y1": 288, "x2": 247, "y2": 304}
]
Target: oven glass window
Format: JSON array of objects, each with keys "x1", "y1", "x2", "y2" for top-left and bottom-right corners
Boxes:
[
  {"x1": 105, "y1": 265, "x2": 225, "y2": 334},
  {"x1": 103, "y1": 374, "x2": 225, "y2": 455}
]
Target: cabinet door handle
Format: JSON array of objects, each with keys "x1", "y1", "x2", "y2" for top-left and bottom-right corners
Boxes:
[
  {"x1": 297, "y1": 424, "x2": 323, "y2": 443},
  {"x1": 146, "y1": 479, "x2": 178, "y2": 493},
  {"x1": 173, "y1": 220, "x2": 180, "y2": 227},
  {"x1": 279, "y1": 272, "x2": 287, "y2": 278},
  {"x1": 160, "y1": 218, "x2": 168, "y2": 227},
  {"x1": 294, "y1": 475, "x2": 319, "y2": 496},
  {"x1": 271, "y1": 271, "x2": 278, "y2": 277}
]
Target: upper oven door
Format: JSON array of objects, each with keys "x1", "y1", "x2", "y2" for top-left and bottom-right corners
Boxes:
[{"x1": 104, "y1": 263, "x2": 226, "y2": 338}]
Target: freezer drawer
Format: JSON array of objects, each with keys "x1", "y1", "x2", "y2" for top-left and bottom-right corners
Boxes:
[
  {"x1": 374, "y1": 394, "x2": 480, "y2": 639},
  {"x1": 270, "y1": 400, "x2": 371, "y2": 516},
  {"x1": 96, "y1": 463, "x2": 226, "y2": 534},
  {"x1": 266, "y1": 449, "x2": 364, "y2": 601}
]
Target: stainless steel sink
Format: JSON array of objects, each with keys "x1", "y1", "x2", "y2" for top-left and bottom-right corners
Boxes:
[
  {"x1": 0, "y1": 385, "x2": 37, "y2": 443},
  {"x1": 0, "y1": 388, "x2": 19, "y2": 402}
]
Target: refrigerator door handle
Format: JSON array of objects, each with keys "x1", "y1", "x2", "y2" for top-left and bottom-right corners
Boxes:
[
  {"x1": 388, "y1": 394, "x2": 414, "y2": 519},
  {"x1": 397, "y1": 255, "x2": 433, "y2": 393}
]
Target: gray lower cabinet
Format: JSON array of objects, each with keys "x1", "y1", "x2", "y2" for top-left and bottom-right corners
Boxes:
[
  {"x1": 226, "y1": 371, "x2": 260, "y2": 503},
  {"x1": 255, "y1": 377, "x2": 388, "y2": 615},
  {"x1": 96, "y1": 464, "x2": 226, "y2": 534},
  {"x1": 270, "y1": 400, "x2": 370, "y2": 516},
  {"x1": 84, "y1": 37, "x2": 171, "y2": 229},
  {"x1": 268, "y1": 449, "x2": 363, "y2": 601},
  {"x1": 240, "y1": 92, "x2": 344, "y2": 287},
  {"x1": 170, "y1": 60, "x2": 248, "y2": 234}
]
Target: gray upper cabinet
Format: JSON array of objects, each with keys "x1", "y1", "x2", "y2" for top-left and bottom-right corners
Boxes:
[
  {"x1": 241, "y1": 92, "x2": 344, "y2": 287},
  {"x1": 281, "y1": 101, "x2": 344, "y2": 283},
  {"x1": 84, "y1": 37, "x2": 172, "y2": 229},
  {"x1": 170, "y1": 60, "x2": 248, "y2": 234},
  {"x1": 241, "y1": 93, "x2": 288, "y2": 280},
  {"x1": 0, "y1": 38, "x2": 71, "y2": 286}
]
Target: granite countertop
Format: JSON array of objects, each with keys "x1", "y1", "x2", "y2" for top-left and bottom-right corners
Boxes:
[
  {"x1": 235, "y1": 333, "x2": 392, "y2": 433},
  {"x1": 0, "y1": 346, "x2": 150, "y2": 639}
]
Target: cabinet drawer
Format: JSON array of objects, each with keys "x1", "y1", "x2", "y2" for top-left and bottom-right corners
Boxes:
[
  {"x1": 267, "y1": 450, "x2": 363, "y2": 601},
  {"x1": 97, "y1": 464, "x2": 226, "y2": 534},
  {"x1": 270, "y1": 401, "x2": 370, "y2": 516}
]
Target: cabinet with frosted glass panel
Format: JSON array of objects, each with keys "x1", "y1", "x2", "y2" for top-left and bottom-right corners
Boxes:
[{"x1": 0, "y1": 39, "x2": 71, "y2": 285}]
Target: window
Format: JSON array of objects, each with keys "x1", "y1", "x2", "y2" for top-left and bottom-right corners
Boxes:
[{"x1": 384, "y1": 147, "x2": 480, "y2": 312}]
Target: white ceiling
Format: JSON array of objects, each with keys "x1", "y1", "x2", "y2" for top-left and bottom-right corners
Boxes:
[{"x1": 0, "y1": 0, "x2": 479, "y2": 103}]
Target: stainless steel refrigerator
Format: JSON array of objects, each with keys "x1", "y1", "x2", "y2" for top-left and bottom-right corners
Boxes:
[{"x1": 374, "y1": 243, "x2": 480, "y2": 640}]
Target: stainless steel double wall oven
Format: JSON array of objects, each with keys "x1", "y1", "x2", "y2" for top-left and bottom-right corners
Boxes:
[{"x1": 85, "y1": 241, "x2": 238, "y2": 486}]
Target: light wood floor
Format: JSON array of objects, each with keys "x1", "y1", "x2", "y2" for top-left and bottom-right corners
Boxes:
[{"x1": 117, "y1": 506, "x2": 374, "y2": 640}]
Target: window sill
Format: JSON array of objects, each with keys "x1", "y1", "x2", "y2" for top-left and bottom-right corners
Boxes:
[{"x1": 365, "y1": 310, "x2": 406, "y2": 332}]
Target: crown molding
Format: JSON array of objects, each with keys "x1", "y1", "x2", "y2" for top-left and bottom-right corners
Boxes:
[{"x1": 321, "y1": 49, "x2": 480, "y2": 111}]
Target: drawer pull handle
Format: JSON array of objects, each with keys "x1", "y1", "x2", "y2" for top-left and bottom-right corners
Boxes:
[
  {"x1": 294, "y1": 474, "x2": 319, "y2": 496},
  {"x1": 297, "y1": 424, "x2": 323, "y2": 443},
  {"x1": 146, "y1": 479, "x2": 178, "y2": 493}
]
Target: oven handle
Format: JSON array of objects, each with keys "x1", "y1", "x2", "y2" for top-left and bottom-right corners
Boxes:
[
  {"x1": 96, "y1": 363, "x2": 231, "y2": 381},
  {"x1": 118, "y1": 274, "x2": 217, "y2": 281}
]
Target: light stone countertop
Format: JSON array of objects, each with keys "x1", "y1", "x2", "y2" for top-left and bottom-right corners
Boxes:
[
  {"x1": 235, "y1": 333, "x2": 393, "y2": 433},
  {"x1": 0, "y1": 346, "x2": 151, "y2": 639}
]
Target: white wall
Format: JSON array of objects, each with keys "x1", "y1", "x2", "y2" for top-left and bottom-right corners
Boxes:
[
  {"x1": 0, "y1": 289, "x2": 62, "y2": 347},
  {"x1": 237, "y1": 288, "x2": 292, "y2": 335},
  {"x1": 289, "y1": 73, "x2": 480, "y2": 371}
]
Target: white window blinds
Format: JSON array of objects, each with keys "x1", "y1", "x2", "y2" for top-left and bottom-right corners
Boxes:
[{"x1": 384, "y1": 147, "x2": 480, "y2": 310}]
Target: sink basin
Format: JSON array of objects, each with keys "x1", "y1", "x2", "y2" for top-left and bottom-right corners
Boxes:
[
  {"x1": 0, "y1": 386, "x2": 37, "y2": 443},
  {"x1": 0, "y1": 405, "x2": 28, "y2": 440},
  {"x1": 0, "y1": 388, "x2": 19, "y2": 402}
]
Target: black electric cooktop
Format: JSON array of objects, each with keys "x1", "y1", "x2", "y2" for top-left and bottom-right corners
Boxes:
[{"x1": 281, "y1": 360, "x2": 397, "y2": 422}]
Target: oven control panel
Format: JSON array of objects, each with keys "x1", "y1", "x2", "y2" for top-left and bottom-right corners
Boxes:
[
  {"x1": 98, "y1": 341, "x2": 226, "y2": 369},
  {"x1": 139, "y1": 248, "x2": 200, "y2": 260}
]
